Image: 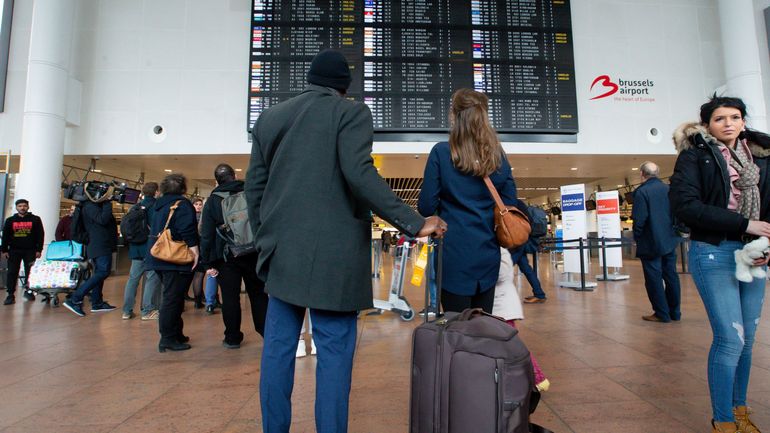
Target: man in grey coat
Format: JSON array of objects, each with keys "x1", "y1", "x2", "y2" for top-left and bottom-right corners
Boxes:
[{"x1": 246, "y1": 50, "x2": 446, "y2": 433}]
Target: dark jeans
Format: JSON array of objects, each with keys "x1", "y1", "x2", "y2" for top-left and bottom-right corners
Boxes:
[
  {"x1": 6, "y1": 249, "x2": 36, "y2": 295},
  {"x1": 260, "y1": 296, "x2": 357, "y2": 433},
  {"x1": 71, "y1": 254, "x2": 112, "y2": 305},
  {"x1": 640, "y1": 249, "x2": 681, "y2": 321},
  {"x1": 510, "y1": 248, "x2": 546, "y2": 299},
  {"x1": 158, "y1": 270, "x2": 193, "y2": 342},
  {"x1": 441, "y1": 284, "x2": 495, "y2": 314},
  {"x1": 219, "y1": 254, "x2": 269, "y2": 344}
]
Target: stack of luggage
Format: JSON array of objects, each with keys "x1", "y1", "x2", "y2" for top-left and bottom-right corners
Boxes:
[{"x1": 28, "y1": 240, "x2": 90, "y2": 307}]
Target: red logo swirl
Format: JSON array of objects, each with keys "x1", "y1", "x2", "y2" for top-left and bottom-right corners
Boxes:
[{"x1": 590, "y1": 75, "x2": 619, "y2": 100}]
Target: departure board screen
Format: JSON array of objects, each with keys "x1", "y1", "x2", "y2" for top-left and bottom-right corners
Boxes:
[{"x1": 248, "y1": 0, "x2": 578, "y2": 136}]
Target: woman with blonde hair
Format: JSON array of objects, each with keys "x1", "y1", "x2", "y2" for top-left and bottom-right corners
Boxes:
[{"x1": 418, "y1": 88, "x2": 519, "y2": 313}]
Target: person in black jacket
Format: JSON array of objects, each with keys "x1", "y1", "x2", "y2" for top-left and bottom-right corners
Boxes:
[
  {"x1": 55, "y1": 204, "x2": 75, "y2": 241},
  {"x1": 63, "y1": 194, "x2": 118, "y2": 316},
  {"x1": 632, "y1": 161, "x2": 681, "y2": 323},
  {"x1": 200, "y1": 163, "x2": 268, "y2": 348},
  {"x1": 145, "y1": 174, "x2": 200, "y2": 352},
  {"x1": 670, "y1": 95, "x2": 770, "y2": 433},
  {"x1": 1, "y1": 199, "x2": 44, "y2": 305}
]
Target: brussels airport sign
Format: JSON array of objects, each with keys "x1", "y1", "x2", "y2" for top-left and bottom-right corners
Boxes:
[{"x1": 589, "y1": 75, "x2": 656, "y2": 103}]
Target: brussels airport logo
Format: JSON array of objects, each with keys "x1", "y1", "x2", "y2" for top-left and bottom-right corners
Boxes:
[{"x1": 589, "y1": 75, "x2": 655, "y2": 103}]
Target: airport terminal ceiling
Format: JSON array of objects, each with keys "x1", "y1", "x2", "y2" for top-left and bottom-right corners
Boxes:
[{"x1": 61, "y1": 153, "x2": 676, "y2": 206}]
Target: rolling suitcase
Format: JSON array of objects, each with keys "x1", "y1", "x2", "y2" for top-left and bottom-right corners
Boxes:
[
  {"x1": 28, "y1": 260, "x2": 89, "y2": 307},
  {"x1": 409, "y1": 239, "x2": 538, "y2": 433}
]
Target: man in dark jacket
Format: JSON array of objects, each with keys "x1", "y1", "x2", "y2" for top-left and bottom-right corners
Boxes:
[
  {"x1": 121, "y1": 182, "x2": 161, "y2": 320},
  {"x1": 632, "y1": 161, "x2": 681, "y2": 322},
  {"x1": 55, "y1": 204, "x2": 75, "y2": 241},
  {"x1": 63, "y1": 194, "x2": 118, "y2": 317},
  {"x1": 246, "y1": 50, "x2": 446, "y2": 433},
  {"x1": 200, "y1": 163, "x2": 268, "y2": 348},
  {"x1": 2, "y1": 199, "x2": 44, "y2": 305}
]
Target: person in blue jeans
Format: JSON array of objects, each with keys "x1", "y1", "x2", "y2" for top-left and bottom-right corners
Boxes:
[
  {"x1": 670, "y1": 95, "x2": 770, "y2": 433},
  {"x1": 121, "y1": 182, "x2": 161, "y2": 320},
  {"x1": 64, "y1": 190, "x2": 119, "y2": 317},
  {"x1": 632, "y1": 162, "x2": 681, "y2": 322},
  {"x1": 514, "y1": 238, "x2": 546, "y2": 303}
]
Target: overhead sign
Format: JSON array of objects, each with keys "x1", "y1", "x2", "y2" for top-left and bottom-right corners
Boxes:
[
  {"x1": 560, "y1": 183, "x2": 588, "y2": 274},
  {"x1": 596, "y1": 190, "x2": 623, "y2": 268}
]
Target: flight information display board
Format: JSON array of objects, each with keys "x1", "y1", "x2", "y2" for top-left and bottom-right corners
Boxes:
[{"x1": 248, "y1": 0, "x2": 578, "y2": 136}]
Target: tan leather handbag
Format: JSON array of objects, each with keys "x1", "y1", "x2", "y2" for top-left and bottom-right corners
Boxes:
[
  {"x1": 483, "y1": 176, "x2": 531, "y2": 249},
  {"x1": 150, "y1": 200, "x2": 195, "y2": 265}
]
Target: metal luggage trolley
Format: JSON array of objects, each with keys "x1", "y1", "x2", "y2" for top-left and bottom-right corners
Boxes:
[{"x1": 372, "y1": 239, "x2": 415, "y2": 321}]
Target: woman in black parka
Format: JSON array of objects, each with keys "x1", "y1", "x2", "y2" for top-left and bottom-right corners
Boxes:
[
  {"x1": 145, "y1": 174, "x2": 200, "y2": 353},
  {"x1": 669, "y1": 95, "x2": 770, "y2": 433}
]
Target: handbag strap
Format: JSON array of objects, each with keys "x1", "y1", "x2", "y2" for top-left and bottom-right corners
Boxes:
[
  {"x1": 162, "y1": 200, "x2": 182, "y2": 231},
  {"x1": 483, "y1": 176, "x2": 507, "y2": 212}
]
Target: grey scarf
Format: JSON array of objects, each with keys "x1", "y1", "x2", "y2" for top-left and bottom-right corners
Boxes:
[{"x1": 728, "y1": 140, "x2": 761, "y2": 220}]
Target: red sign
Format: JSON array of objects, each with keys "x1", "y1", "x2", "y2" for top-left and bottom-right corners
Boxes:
[{"x1": 597, "y1": 198, "x2": 618, "y2": 214}]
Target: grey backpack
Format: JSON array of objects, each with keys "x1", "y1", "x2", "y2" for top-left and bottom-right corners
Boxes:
[{"x1": 213, "y1": 191, "x2": 256, "y2": 258}]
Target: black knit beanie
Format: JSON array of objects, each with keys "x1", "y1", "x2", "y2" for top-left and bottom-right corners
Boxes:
[{"x1": 307, "y1": 50, "x2": 352, "y2": 92}]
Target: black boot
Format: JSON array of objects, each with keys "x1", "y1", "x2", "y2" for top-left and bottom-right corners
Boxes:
[
  {"x1": 158, "y1": 338, "x2": 191, "y2": 352},
  {"x1": 3, "y1": 293, "x2": 14, "y2": 305},
  {"x1": 194, "y1": 294, "x2": 204, "y2": 309}
]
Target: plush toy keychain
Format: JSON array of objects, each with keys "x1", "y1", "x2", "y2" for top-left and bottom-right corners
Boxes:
[{"x1": 735, "y1": 237, "x2": 770, "y2": 282}]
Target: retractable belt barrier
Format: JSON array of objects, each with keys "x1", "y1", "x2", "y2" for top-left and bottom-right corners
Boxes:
[{"x1": 539, "y1": 236, "x2": 634, "y2": 291}]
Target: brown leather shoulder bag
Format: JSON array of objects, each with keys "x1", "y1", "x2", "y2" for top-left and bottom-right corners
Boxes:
[
  {"x1": 150, "y1": 200, "x2": 195, "y2": 265},
  {"x1": 483, "y1": 176, "x2": 531, "y2": 249}
]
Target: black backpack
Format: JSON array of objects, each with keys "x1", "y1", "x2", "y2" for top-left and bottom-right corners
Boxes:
[
  {"x1": 120, "y1": 204, "x2": 149, "y2": 244},
  {"x1": 70, "y1": 204, "x2": 89, "y2": 245},
  {"x1": 527, "y1": 205, "x2": 548, "y2": 238}
]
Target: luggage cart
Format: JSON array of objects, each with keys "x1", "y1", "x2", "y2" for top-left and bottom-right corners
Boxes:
[{"x1": 372, "y1": 240, "x2": 415, "y2": 321}]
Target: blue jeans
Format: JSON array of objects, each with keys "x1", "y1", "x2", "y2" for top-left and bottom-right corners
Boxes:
[
  {"x1": 428, "y1": 248, "x2": 437, "y2": 310},
  {"x1": 72, "y1": 254, "x2": 112, "y2": 306},
  {"x1": 204, "y1": 274, "x2": 218, "y2": 306},
  {"x1": 260, "y1": 296, "x2": 357, "y2": 433},
  {"x1": 122, "y1": 259, "x2": 161, "y2": 315},
  {"x1": 690, "y1": 240, "x2": 766, "y2": 422},
  {"x1": 640, "y1": 249, "x2": 681, "y2": 321},
  {"x1": 510, "y1": 248, "x2": 546, "y2": 299}
]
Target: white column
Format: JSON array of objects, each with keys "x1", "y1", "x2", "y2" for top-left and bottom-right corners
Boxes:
[
  {"x1": 717, "y1": 0, "x2": 768, "y2": 131},
  {"x1": 15, "y1": 0, "x2": 76, "y2": 246}
]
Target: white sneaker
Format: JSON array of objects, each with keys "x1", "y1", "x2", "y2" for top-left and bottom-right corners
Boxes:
[
  {"x1": 310, "y1": 338, "x2": 317, "y2": 355},
  {"x1": 295, "y1": 339, "x2": 307, "y2": 358}
]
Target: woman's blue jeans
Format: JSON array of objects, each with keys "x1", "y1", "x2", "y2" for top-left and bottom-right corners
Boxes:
[{"x1": 690, "y1": 240, "x2": 766, "y2": 422}]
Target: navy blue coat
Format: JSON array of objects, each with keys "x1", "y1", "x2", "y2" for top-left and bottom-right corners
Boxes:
[
  {"x1": 632, "y1": 177, "x2": 680, "y2": 259},
  {"x1": 81, "y1": 201, "x2": 118, "y2": 258},
  {"x1": 144, "y1": 194, "x2": 200, "y2": 272},
  {"x1": 127, "y1": 196, "x2": 156, "y2": 260},
  {"x1": 418, "y1": 142, "x2": 518, "y2": 296}
]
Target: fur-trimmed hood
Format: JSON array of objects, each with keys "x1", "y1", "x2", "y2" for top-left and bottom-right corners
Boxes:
[{"x1": 672, "y1": 122, "x2": 770, "y2": 158}]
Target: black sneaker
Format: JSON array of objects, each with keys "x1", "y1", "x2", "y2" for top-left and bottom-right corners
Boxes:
[
  {"x1": 205, "y1": 305, "x2": 215, "y2": 315},
  {"x1": 23, "y1": 291, "x2": 35, "y2": 301},
  {"x1": 63, "y1": 299, "x2": 85, "y2": 317},
  {"x1": 3, "y1": 295, "x2": 14, "y2": 305},
  {"x1": 222, "y1": 340, "x2": 241, "y2": 349},
  {"x1": 418, "y1": 308, "x2": 437, "y2": 317},
  {"x1": 91, "y1": 302, "x2": 117, "y2": 312}
]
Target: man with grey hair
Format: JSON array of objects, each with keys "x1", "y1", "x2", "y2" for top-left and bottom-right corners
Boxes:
[{"x1": 632, "y1": 161, "x2": 682, "y2": 322}]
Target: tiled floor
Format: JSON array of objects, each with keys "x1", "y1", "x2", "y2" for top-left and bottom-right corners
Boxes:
[{"x1": 1, "y1": 251, "x2": 769, "y2": 432}]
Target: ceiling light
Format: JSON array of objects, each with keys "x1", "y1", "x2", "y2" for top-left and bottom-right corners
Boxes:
[
  {"x1": 617, "y1": 184, "x2": 623, "y2": 187},
  {"x1": 164, "y1": 169, "x2": 172, "y2": 173},
  {"x1": 510, "y1": 168, "x2": 514, "y2": 171},
  {"x1": 631, "y1": 167, "x2": 638, "y2": 171},
  {"x1": 235, "y1": 168, "x2": 243, "y2": 172},
  {"x1": 570, "y1": 167, "x2": 578, "y2": 171},
  {"x1": 92, "y1": 169, "x2": 102, "y2": 173}
]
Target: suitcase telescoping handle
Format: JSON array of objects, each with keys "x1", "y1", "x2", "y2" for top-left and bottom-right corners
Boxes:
[{"x1": 423, "y1": 237, "x2": 443, "y2": 324}]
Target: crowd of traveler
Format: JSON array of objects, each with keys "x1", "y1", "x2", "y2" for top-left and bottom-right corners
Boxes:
[{"x1": 1, "y1": 50, "x2": 767, "y2": 433}]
